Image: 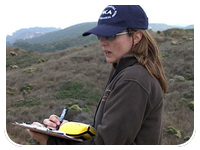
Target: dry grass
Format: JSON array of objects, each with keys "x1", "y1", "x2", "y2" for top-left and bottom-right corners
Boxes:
[
  {"x1": 158, "y1": 30, "x2": 194, "y2": 144},
  {"x1": 6, "y1": 29, "x2": 194, "y2": 145}
]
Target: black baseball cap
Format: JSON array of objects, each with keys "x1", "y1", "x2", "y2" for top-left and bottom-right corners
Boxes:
[{"x1": 82, "y1": 5, "x2": 148, "y2": 37}]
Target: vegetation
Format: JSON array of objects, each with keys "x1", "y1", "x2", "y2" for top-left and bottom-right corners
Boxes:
[
  {"x1": 8, "y1": 23, "x2": 193, "y2": 53},
  {"x1": 21, "y1": 22, "x2": 97, "y2": 44},
  {"x1": 9, "y1": 22, "x2": 98, "y2": 52},
  {"x1": 6, "y1": 28, "x2": 194, "y2": 145},
  {"x1": 12, "y1": 35, "x2": 98, "y2": 52}
]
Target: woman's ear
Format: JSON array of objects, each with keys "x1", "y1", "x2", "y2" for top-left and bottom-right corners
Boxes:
[{"x1": 132, "y1": 31, "x2": 143, "y2": 45}]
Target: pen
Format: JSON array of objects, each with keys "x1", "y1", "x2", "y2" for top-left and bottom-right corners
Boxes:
[{"x1": 56, "y1": 107, "x2": 68, "y2": 130}]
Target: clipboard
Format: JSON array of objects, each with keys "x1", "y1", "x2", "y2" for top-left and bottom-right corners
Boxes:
[{"x1": 13, "y1": 122, "x2": 83, "y2": 142}]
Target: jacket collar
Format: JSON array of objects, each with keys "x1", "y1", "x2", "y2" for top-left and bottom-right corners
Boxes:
[{"x1": 108, "y1": 55, "x2": 138, "y2": 84}]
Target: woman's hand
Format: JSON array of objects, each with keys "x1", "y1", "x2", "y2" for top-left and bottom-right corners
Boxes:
[
  {"x1": 43, "y1": 114, "x2": 68, "y2": 130},
  {"x1": 26, "y1": 122, "x2": 49, "y2": 145},
  {"x1": 27, "y1": 115, "x2": 69, "y2": 144}
]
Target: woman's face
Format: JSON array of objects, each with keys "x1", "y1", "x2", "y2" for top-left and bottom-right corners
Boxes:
[{"x1": 99, "y1": 33, "x2": 133, "y2": 63}]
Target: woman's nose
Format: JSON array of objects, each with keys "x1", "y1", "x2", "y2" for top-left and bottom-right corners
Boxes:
[{"x1": 99, "y1": 38, "x2": 109, "y2": 47}]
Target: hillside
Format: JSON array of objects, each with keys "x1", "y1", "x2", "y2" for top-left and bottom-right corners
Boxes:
[
  {"x1": 6, "y1": 29, "x2": 194, "y2": 145},
  {"x1": 8, "y1": 22, "x2": 194, "y2": 53},
  {"x1": 21, "y1": 22, "x2": 97, "y2": 44},
  {"x1": 11, "y1": 22, "x2": 98, "y2": 52}
]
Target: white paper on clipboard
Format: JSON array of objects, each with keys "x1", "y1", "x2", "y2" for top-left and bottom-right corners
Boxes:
[{"x1": 13, "y1": 122, "x2": 83, "y2": 142}]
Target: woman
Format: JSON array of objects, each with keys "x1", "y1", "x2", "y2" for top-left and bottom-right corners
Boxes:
[{"x1": 28, "y1": 5, "x2": 168, "y2": 145}]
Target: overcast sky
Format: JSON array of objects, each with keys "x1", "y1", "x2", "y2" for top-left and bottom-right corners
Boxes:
[{"x1": 1, "y1": 0, "x2": 196, "y2": 35}]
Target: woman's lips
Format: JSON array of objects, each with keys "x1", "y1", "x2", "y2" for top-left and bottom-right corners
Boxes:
[{"x1": 104, "y1": 50, "x2": 112, "y2": 57}]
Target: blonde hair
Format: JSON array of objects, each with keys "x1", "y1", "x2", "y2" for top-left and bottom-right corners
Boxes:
[{"x1": 129, "y1": 29, "x2": 168, "y2": 93}]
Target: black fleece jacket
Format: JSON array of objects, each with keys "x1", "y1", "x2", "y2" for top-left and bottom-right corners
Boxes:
[{"x1": 47, "y1": 55, "x2": 164, "y2": 145}]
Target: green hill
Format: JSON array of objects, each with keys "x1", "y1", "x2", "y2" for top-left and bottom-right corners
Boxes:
[
  {"x1": 13, "y1": 34, "x2": 97, "y2": 52},
  {"x1": 21, "y1": 22, "x2": 97, "y2": 44},
  {"x1": 10, "y1": 23, "x2": 194, "y2": 53},
  {"x1": 6, "y1": 29, "x2": 194, "y2": 145},
  {"x1": 12, "y1": 22, "x2": 98, "y2": 52}
]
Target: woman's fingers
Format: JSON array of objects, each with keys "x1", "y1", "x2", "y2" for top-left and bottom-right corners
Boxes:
[
  {"x1": 49, "y1": 114, "x2": 60, "y2": 125},
  {"x1": 43, "y1": 114, "x2": 60, "y2": 129}
]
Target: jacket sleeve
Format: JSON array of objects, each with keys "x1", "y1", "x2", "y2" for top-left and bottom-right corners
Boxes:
[{"x1": 47, "y1": 80, "x2": 149, "y2": 145}]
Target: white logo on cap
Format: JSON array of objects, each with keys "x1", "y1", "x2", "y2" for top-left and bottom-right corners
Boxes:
[{"x1": 99, "y1": 5, "x2": 117, "y2": 20}]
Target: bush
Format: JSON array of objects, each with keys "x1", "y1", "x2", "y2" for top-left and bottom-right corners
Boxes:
[
  {"x1": 11, "y1": 98, "x2": 41, "y2": 108},
  {"x1": 20, "y1": 84, "x2": 33, "y2": 93},
  {"x1": 164, "y1": 126, "x2": 182, "y2": 138},
  {"x1": 188, "y1": 101, "x2": 194, "y2": 111},
  {"x1": 69, "y1": 104, "x2": 82, "y2": 111},
  {"x1": 56, "y1": 81, "x2": 101, "y2": 102},
  {"x1": 24, "y1": 68, "x2": 37, "y2": 73}
]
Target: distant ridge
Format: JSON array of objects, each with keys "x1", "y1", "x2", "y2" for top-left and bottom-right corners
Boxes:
[
  {"x1": 7, "y1": 22, "x2": 193, "y2": 44},
  {"x1": 6, "y1": 27, "x2": 60, "y2": 44},
  {"x1": 6, "y1": 22, "x2": 194, "y2": 52},
  {"x1": 17, "y1": 22, "x2": 97, "y2": 45}
]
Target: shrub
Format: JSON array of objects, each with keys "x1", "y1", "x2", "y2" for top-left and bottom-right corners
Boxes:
[
  {"x1": 164, "y1": 126, "x2": 182, "y2": 138},
  {"x1": 10, "y1": 51, "x2": 17, "y2": 56},
  {"x1": 174, "y1": 75, "x2": 185, "y2": 82},
  {"x1": 184, "y1": 136, "x2": 190, "y2": 142},
  {"x1": 6, "y1": 87, "x2": 17, "y2": 95},
  {"x1": 24, "y1": 68, "x2": 37, "y2": 73},
  {"x1": 188, "y1": 101, "x2": 194, "y2": 111},
  {"x1": 69, "y1": 104, "x2": 82, "y2": 111},
  {"x1": 171, "y1": 41, "x2": 178, "y2": 45},
  {"x1": 11, "y1": 98, "x2": 41, "y2": 108},
  {"x1": 10, "y1": 65, "x2": 19, "y2": 69},
  {"x1": 37, "y1": 58, "x2": 48, "y2": 63},
  {"x1": 56, "y1": 81, "x2": 101, "y2": 102},
  {"x1": 20, "y1": 84, "x2": 33, "y2": 93}
]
